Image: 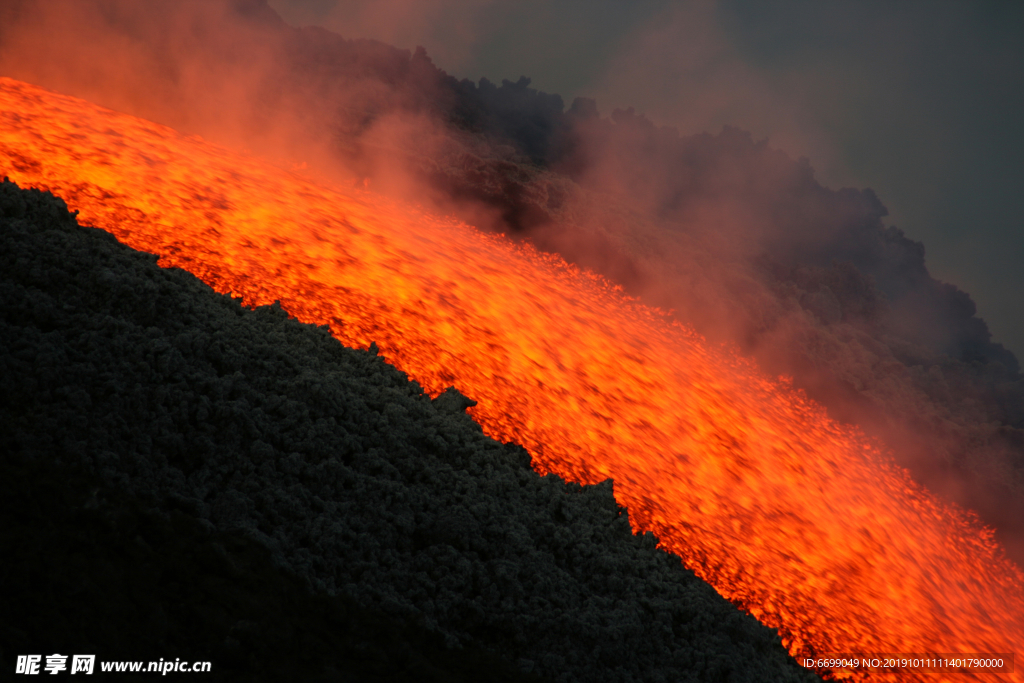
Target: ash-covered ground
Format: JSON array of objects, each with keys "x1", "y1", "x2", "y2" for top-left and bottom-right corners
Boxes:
[{"x1": 0, "y1": 179, "x2": 819, "y2": 682}]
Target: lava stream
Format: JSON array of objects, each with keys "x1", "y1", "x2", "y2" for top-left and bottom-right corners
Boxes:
[{"x1": 2, "y1": 78, "x2": 1021, "y2": 682}]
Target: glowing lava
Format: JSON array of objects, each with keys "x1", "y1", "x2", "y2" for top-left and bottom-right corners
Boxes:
[{"x1": 2, "y1": 78, "x2": 1021, "y2": 681}]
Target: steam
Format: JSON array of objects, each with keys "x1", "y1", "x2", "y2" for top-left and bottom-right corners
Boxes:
[
  {"x1": 2, "y1": 0, "x2": 1022, "y2": 566},
  {"x1": 0, "y1": 0, "x2": 463, "y2": 191}
]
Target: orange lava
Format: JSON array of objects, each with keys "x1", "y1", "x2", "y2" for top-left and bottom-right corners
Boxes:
[{"x1": 2, "y1": 78, "x2": 1021, "y2": 681}]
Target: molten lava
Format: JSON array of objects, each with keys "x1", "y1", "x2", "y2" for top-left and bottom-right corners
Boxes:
[{"x1": 2, "y1": 78, "x2": 1021, "y2": 681}]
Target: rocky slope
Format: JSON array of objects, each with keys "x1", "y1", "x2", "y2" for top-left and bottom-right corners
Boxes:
[{"x1": 1, "y1": 179, "x2": 817, "y2": 682}]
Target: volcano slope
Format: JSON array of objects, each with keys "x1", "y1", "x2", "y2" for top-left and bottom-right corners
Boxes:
[
  {"x1": 3, "y1": 0, "x2": 1022, "y2": 564},
  {"x1": 0, "y1": 180, "x2": 817, "y2": 682}
]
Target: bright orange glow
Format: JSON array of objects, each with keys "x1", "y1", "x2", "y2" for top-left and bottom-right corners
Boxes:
[{"x1": 2, "y1": 78, "x2": 1021, "y2": 682}]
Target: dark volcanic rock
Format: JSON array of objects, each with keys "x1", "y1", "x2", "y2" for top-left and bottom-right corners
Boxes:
[{"x1": 0, "y1": 178, "x2": 818, "y2": 682}]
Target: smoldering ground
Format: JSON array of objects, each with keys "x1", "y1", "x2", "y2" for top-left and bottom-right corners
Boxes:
[{"x1": 2, "y1": 0, "x2": 1022, "y2": 584}]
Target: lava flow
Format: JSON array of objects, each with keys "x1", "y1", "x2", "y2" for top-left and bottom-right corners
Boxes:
[{"x1": 2, "y1": 78, "x2": 1021, "y2": 681}]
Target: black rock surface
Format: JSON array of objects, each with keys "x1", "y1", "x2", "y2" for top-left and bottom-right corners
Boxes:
[{"x1": 0, "y1": 178, "x2": 818, "y2": 682}]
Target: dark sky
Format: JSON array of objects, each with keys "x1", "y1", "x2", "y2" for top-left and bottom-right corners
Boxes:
[{"x1": 268, "y1": 0, "x2": 1024, "y2": 360}]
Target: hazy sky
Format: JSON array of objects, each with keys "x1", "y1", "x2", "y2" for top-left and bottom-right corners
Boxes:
[{"x1": 268, "y1": 0, "x2": 1024, "y2": 359}]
